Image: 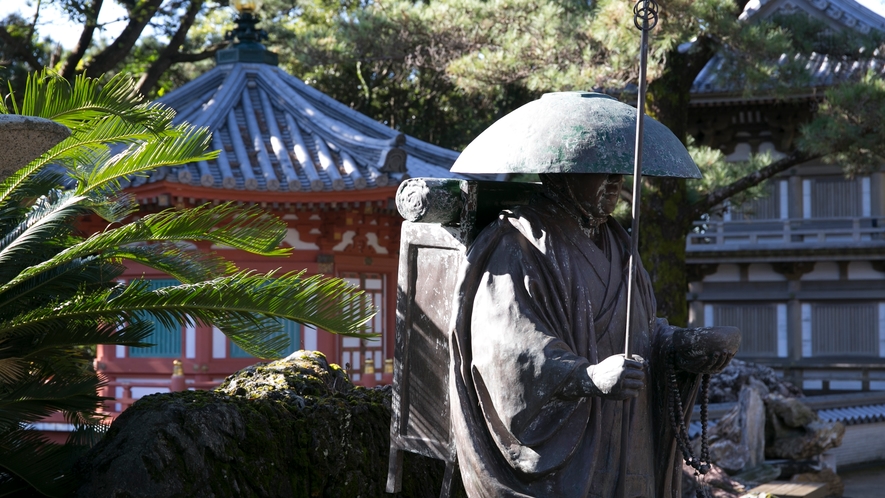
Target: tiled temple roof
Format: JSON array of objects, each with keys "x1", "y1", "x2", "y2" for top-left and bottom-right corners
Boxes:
[
  {"x1": 741, "y1": 0, "x2": 885, "y2": 34},
  {"x1": 691, "y1": 50, "x2": 885, "y2": 96},
  {"x1": 818, "y1": 403, "x2": 885, "y2": 425},
  {"x1": 690, "y1": 0, "x2": 885, "y2": 102},
  {"x1": 136, "y1": 62, "x2": 462, "y2": 193}
]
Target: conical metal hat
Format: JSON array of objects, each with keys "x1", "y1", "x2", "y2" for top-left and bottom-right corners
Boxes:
[{"x1": 451, "y1": 92, "x2": 702, "y2": 178}]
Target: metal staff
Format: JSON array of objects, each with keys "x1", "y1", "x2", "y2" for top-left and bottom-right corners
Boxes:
[
  {"x1": 624, "y1": 0, "x2": 659, "y2": 357},
  {"x1": 619, "y1": 3, "x2": 658, "y2": 497}
]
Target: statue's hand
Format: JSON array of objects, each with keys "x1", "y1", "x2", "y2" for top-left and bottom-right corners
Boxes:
[
  {"x1": 672, "y1": 326, "x2": 741, "y2": 374},
  {"x1": 586, "y1": 354, "x2": 645, "y2": 400}
]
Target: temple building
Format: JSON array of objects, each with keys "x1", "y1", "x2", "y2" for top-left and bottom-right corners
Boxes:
[
  {"x1": 685, "y1": 0, "x2": 885, "y2": 393},
  {"x1": 85, "y1": 6, "x2": 463, "y2": 412}
]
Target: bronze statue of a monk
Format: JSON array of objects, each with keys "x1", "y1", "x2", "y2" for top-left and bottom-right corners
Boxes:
[{"x1": 446, "y1": 93, "x2": 741, "y2": 498}]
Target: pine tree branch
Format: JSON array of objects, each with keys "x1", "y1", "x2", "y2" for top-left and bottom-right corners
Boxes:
[
  {"x1": 60, "y1": 0, "x2": 105, "y2": 80},
  {"x1": 0, "y1": 26, "x2": 44, "y2": 71},
  {"x1": 81, "y1": 0, "x2": 164, "y2": 76},
  {"x1": 136, "y1": 0, "x2": 205, "y2": 95},
  {"x1": 170, "y1": 47, "x2": 222, "y2": 63},
  {"x1": 689, "y1": 149, "x2": 818, "y2": 219},
  {"x1": 26, "y1": 0, "x2": 41, "y2": 43}
]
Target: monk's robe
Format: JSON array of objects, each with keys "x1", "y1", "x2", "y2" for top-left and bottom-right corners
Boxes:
[{"x1": 450, "y1": 196, "x2": 699, "y2": 498}]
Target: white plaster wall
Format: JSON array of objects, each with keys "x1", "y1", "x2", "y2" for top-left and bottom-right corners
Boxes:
[
  {"x1": 802, "y1": 261, "x2": 840, "y2": 281},
  {"x1": 758, "y1": 141, "x2": 787, "y2": 161},
  {"x1": 284, "y1": 227, "x2": 320, "y2": 250},
  {"x1": 726, "y1": 143, "x2": 752, "y2": 162},
  {"x1": 704, "y1": 263, "x2": 741, "y2": 282},
  {"x1": 212, "y1": 327, "x2": 226, "y2": 359},
  {"x1": 748, "y1": 263, "x2": 787, "y2": 282},
  {"x1": 848, "y1": 261, "x2": 885, "y2": 280},
  {"x1": 827, "y1": 421, "x2": 885, "y2": 468}
]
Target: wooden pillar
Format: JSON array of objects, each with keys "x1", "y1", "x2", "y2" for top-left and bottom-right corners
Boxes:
[
  {"x1": 773, "y1": 262, "x2": 815, "y2": 388},
  {"x1": 872, "y1": 171, "x2": 884, "y2": 217},
  {"x1": 686, "y1": 263, "x2": 718, "y2": 329},
  {"x1": 386, "y1": 269, "x2": 397, "y2": 361},
  {"x1": 194, "y1": 324, "x2": 211, "y2": 383},
  {"x1": 789, "y1": 174, "x2": 803, "y2": 219}
]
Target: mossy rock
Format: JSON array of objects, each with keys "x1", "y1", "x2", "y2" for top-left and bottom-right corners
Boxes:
[{"x1": 73, "y1": 351, "x2": 465, "y2": 498}]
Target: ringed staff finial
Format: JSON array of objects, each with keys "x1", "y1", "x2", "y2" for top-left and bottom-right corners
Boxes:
[{"x1": 633, "y1": 0, "x2": 659, "y2": 31}]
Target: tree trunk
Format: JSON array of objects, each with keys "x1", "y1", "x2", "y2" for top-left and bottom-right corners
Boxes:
[
  {"x1": 640, "y1": 177, "x2": 693, "y2": 326},
  {"x1": 59, "y1": 0, "x2": 103, "y2": 79},
  {"x1": 82, "y1": 0, "x2": 164, "y2": 77},
  {"x1": 136, "y1": 0, "x2": 205, "y2": 95},
  {"x1": 640, "y1": 42, "x2": 716, "y2": 325}
]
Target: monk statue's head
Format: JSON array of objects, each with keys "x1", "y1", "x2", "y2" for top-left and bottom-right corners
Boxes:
[{"x1": 540, "y1": 173, "x2": 624, "y2": 220}]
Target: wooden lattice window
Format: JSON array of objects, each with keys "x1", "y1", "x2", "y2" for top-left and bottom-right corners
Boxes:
[
  {"x1": 730, "y1": 180, "x2": 781, "y2": 220},
  {"x1": 339, "y1": 272, "x2": 385, "y2": 377},
  {"x1": 810, "y1": 303, "x2": 878, "y2": 357},
  {"x1": 810, "y1": 177, "x2": 861, "y2": 218},
  {"x1": 713, "y1": 303, "x2": 781, "y2": 357}
]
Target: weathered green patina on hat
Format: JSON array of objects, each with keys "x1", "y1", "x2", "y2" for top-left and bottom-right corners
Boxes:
[{"x1": 451, "y1": 92, "x2": 702, "y2": 178}]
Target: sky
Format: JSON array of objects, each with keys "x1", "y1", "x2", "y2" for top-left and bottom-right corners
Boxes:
[
  {"x1": 1, "y1": 1, "x2": 135, "y2": 50},
  {"x1": 2, "y1": 0, "x2": 885, "y2": 51},
  {"x1": 857, "y1": 0, "x2": 885, "y2": 16}
]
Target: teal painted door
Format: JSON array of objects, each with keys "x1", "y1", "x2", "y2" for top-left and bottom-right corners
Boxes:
[
  {"x1": 129, "y1": 279, "x2": 182, "y2": 358},
  {"x1": 230, "y1": 319, "x2": 301, "y2": 358}
]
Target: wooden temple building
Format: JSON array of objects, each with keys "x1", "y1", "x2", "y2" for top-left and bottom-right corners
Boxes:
[
  {"x1": 82, "y1": 9, "x2": 464, "y2": 414},
  {"x1": 685, "y1": 0, "x2": 885, "y2": 393}
]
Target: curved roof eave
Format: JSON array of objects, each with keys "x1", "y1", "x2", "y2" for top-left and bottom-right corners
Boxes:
[{"x1": 147, "y1": 61, "x2": 465, "y2": 195}]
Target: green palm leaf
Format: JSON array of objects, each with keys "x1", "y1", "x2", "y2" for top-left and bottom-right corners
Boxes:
[
  {"x1": 0, "y1": 429, "x2": 84, "y2": 497},
  {"x1": 0, "y1": 193, "x2": 87, "y2": 282},
  {"x1": 0, "y1": 257, "x2": 124, "y2": 318},
  {"x1": 0, "y1": 203, "x2": 289, "y2": 296},
  {"x1": 0, "y1": 69, "x2": 378, "y2": 496},
  {"x1": 12, "y1": 70, "x2": 170, "y2": 133},
  {"x1": 0, "y1": 373, "x2": 104, "y2": 429},
  {"x1": 0, "y1": 271, "x2": 375, "y2": 357},
  {"x1": 76, "y1": 123, "x2": 217, "y2": 196},
  {"x1": 104, "y1": 243, "x2": 235, "y2": 284}
]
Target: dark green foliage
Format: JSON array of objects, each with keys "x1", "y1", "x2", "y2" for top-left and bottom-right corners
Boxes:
[{"x1": 799, "y1": 71, "x2": 885, "y2": 177}]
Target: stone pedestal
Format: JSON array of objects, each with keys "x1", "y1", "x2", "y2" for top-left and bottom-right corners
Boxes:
[{"x1": 0, "y1": 114, "x2": 70, "y2": 180}]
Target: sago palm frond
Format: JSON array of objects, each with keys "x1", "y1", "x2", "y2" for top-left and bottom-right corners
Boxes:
[
  {"x1": 0, "y1": 372, "x2": 104, "y2": 430},
  {"x1": 76, "y1": 123, "x2": 216, "y2": 195},
  {"x1": 82, "y1": 191, "x2": 140, "y2": 224},
  {"x1": 11, "y1": 70, "x2": 172, "y2": 134},
  {"x1": 0, "y1": 428, "x2": 83, "y2": 498},
  {"x1": 9, "y1": 320, "x2": 153, "y2": 364},
  {"x1": 0, "y1": 203, "x2": 289, "y2": 295},
  {"x1": 0, "y1": 193, "x2": 88, "y2": 281},
  {"x1": 0, "y1": 355, "x2": 27, "y2": 384},
  {"x1": 0, "y1": 169, "x2": 65, "y2": 215},
  {"x1": 0, "y1": 271, "x2": 375, "y2": 357},
  {"x1": 0, "y1": 71, "x2": 198, "y2": 209},
  {"x1": 105, "y1": 243, "x2": 236, "y2": 284},
  {"x1": 0, "y1": 257, "x2": 125, "y2": 316}
]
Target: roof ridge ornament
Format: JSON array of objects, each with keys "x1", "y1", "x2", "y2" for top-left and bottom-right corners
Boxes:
[{"x1": 216, "y1": 0, "x2": 279, "y2": 66}]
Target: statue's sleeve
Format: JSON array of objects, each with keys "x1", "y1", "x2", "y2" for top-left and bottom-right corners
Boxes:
[
  {"x1": 650, "y1": 318, "x2": 701, "y2": 498},
  {"x1": 465, "y1": 227, "x2": 594, "y2": 476}
]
